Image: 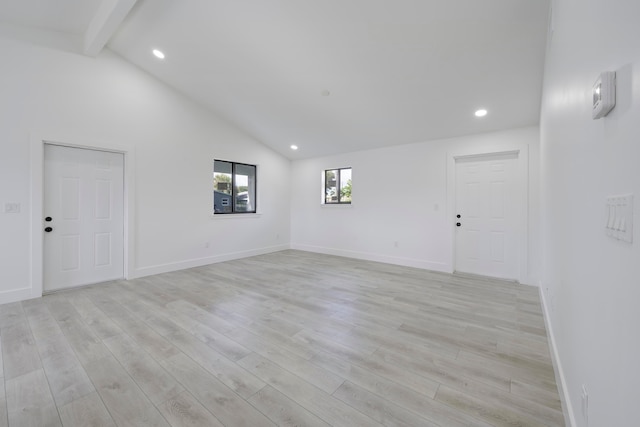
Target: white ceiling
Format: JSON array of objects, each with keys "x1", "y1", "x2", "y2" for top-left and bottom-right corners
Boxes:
[
  {"x1": 0, "y1": 0, "x2": 102, "y2": 34},
  {"x1": 1, "y1": 0, "x2": 550, "y2": 159}
]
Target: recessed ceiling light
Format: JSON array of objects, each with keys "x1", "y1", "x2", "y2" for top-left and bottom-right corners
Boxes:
[
  {"x1": 475, "y1": 109, "x2": 488, "y2": 117},
  {"x1": 290, "y1": 145, "x2": 299, "y2": 150},
  {"x1": 152, "y1": 49, "x2": 165, "y2": 59}
]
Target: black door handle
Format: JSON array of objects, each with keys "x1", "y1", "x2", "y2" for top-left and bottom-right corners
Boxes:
[
  {"x1": 456, "y1": 214, "x2": 461, "y2": 218},
  {"x1": 456, "y1": 222, "x2": 461, "y2": 227},
  {"x1": 44, "y1": 227, "x2": 53, "y2": 232},
  {"x1": 45, "y1": 216, "x2": 52, "y2": 222}
]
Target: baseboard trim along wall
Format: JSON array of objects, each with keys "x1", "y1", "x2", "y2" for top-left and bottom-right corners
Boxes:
[
  {"x1": 291, "y1": 243, "x2": 450, "y2": 273},
  {"x1": 539, "y1": 286, "x2": 575, "y2": 427},
  {"x1": 0, "y1": 287, "x2": 39, "y2": 306},
  {"x1": 133, "y1": 244, "x2": 291, "y2": 279}
]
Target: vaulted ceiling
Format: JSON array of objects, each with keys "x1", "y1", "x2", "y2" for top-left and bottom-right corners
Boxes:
[{"x1": 0, "y1": 0, "x2": 549, "y2": 159}]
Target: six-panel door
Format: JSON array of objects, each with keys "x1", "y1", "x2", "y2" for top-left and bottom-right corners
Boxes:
[
  {"x1": 44, "y1": 144, "x2": 125, "y2": 291},
  {"x1": 455, "y1": 153, "x2": 519, "y2": 280}
]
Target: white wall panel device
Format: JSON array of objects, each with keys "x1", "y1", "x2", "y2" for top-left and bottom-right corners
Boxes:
[
  {"x1": 605, "y1": 194, "x2": 633, "y2": 243},
  {"x1": 593, "y1": 71, "x2": 616, "y2": 119}
]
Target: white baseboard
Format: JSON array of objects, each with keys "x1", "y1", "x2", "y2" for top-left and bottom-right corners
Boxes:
[
  {"x1": 2, "y1": 245, "x2": 289, "y2": 306},
  {"x1": 291, "y1": 243, "x2": 450, "y2": 272},
  {"x1": 133, "y1": 244, "x2": 290, "y2": 278},
  {"x1": 539, "y1": 286, "x2": 576, "y2": 427},
  {"x1": 0, "y1": 286, "x2": 40, "y2": 305}
]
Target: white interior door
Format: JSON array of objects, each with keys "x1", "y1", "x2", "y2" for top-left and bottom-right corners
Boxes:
[
  {"x1": 44, "y1": 144, "x2": 124, "y2": 292},
  {"x1": 455, "y1": 153, "x2": 519, "y2": 280}
]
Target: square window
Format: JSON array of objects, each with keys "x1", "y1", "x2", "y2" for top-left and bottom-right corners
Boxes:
[
  {"x1": 214, "y1": 160, "x2": 256, "y2": 214},
  {"x1": 324, "y1": 168, "x2": 351, "y2": 204}
]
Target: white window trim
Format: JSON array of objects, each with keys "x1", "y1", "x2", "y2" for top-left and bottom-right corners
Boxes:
[
  {"x1": 320, "y1": 203, "x2": 353, "y2": 208},
  {"x1": 211, "y1": 213, "x2": 262, "y2": 219}
]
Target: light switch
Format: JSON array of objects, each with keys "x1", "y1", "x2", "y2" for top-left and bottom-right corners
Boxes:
[
  {"x1": 605, "y1": 194, "x2": 633, "y2": 243},
  {"x1": 607, "y1": 205, "x2": 615, "y2": 228}
]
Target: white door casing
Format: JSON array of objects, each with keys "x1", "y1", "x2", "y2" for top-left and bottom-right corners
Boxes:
[
  {"x1": 43, "y1": 144, "x2": 124, "y2": 291},
  {"x1": 455, "y1": 152, "x2": 519, "y2": 280}
]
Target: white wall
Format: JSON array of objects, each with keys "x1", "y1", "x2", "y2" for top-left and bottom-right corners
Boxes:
[
  {"x1": 540, "y1": 0, "x2": 640, "y2": 425},
  {"x1": 291, "y1": 126, "x2": 541, "y2": 285},
  {"x1": 0, "y1": 35, "x2": 291, "y2": 304}
]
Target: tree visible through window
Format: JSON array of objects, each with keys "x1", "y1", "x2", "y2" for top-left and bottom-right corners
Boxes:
[
  {"x1": 213, "y1": 160, "x2": 257, "y2": 213},
  {"x1": 325, "y1": 168, "x2": 351, "y2": 204}
]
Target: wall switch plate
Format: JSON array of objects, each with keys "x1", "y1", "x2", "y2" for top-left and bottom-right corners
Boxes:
[
  {"x1": 606, "y1": 194, "x2": 633, "y2": 243},
  {"x1": 4, "y1": 202, "x2": 20, "y2": 213}
]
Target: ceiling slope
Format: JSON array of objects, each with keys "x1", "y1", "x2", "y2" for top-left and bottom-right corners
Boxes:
[{"x1": 1, "y1": 0, "x2": 550, "y2": 159}]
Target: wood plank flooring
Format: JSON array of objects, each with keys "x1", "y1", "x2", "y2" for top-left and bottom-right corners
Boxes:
[{"x1": 0, "y1": 250, "x2": 565, "y2": 426}]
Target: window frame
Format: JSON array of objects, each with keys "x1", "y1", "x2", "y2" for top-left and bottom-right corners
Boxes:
[
  {"x1": 323, "y1": 167, "x2": 352, "y2": 205},
  {"x1": 213, "y1": 160, "x2": 257, "y2": 214}
]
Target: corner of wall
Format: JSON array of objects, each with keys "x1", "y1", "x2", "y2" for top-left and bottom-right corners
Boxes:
[
  {"x1": 291, "y1": 243, "x2": 451, "y2": 273},
  {"x1": 132, "y1": 244, "x2": 291, "y2": 279}
]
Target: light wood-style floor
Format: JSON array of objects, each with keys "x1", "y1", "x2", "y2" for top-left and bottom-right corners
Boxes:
[{"x1": 0, "y1": 250, "x2": 565, "y2": 426}]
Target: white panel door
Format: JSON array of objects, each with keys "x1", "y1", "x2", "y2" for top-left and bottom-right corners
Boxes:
[
  {"x1": 455, "y1": 153, "x2": 518, "y2": 280},
  {"x1": 44, "y1": 145, "x2": 124, "y2": 291}
]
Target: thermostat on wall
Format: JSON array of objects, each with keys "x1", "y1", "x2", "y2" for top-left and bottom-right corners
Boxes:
[{"x1": 592, "y1": 71, "x2": 616, "y2": 119}]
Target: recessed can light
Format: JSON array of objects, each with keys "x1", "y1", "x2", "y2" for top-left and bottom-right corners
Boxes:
[
  {"x1": 475, "y1": 109, "x2": 488, "y2": 117},
  {"x1": 290, "y1": 145, "x2": 299, "y2": 150},
  {"x1": 152, "y1": 49, "x2": 165, "y2": 59}
]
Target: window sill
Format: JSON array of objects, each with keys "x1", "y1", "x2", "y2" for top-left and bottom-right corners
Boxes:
[
  {"x1": 211, "y1": 213, "x2": 262, "y2": 219},
  {"x1": 320, "y1": 203, "x2": 353, "y2": 208}
]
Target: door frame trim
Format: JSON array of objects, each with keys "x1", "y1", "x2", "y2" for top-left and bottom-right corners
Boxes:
[
  {"x1": 447, "y1": 144, "x2": 529, "y2": 284},
  {"x1": 30, "y1": 133, "x2": 135, "y2": 299}
]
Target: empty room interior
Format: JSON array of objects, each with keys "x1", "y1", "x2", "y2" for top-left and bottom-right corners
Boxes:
[{"x1": 0, "y1": 0, "x2": 638, "y2": 426}]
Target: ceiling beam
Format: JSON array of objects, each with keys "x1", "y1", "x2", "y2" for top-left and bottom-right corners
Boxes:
[{"x1": 83, "y1": 0, "x2": 137, "y2": 56}]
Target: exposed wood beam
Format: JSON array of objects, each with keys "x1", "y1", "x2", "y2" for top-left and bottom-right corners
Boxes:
[{"x1": 83, "y1": 0, "x2": 137, "y2": 56}]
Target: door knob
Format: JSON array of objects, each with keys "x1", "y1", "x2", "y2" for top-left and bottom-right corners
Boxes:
[
  {"x1": 44, "y1": 227, "x2": 53, "y2": 232},
  {"x1": 45, "y1": 216, "x2": 52, "y2": 222},
  {"x1": 456, "y1": 214, "x2": 461, "y2": 218},
  {"x1": 456, "y1": 222, "x2": 461, "y2": 227}
]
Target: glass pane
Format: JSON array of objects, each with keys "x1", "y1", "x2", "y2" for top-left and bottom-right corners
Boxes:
[
  {"x1": 339, "y1": 168, "x2": 352, "y2": 203},
  {"x1": 325, "y1": 170, "x2": 338, "y2": 203},
  {"x1": 234, "y1": 163, "x2": 256, "y2": 212},
  {"x1": 213, "y1": 160, "x2": 232, "y2": 213}
]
